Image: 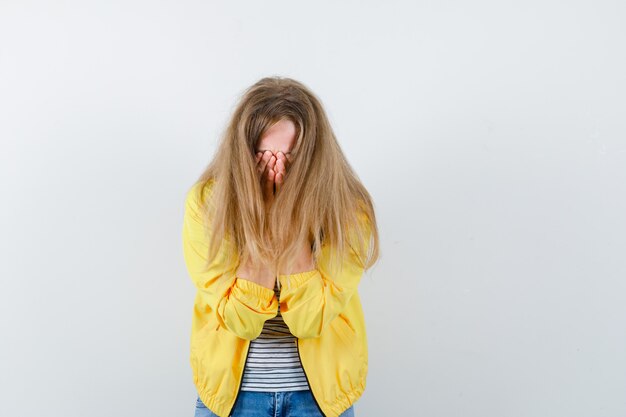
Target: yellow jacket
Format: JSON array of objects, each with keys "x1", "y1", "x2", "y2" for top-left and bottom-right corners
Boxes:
[{"x1": 182, "y1": 180, "x2": 371, "y2": 417}]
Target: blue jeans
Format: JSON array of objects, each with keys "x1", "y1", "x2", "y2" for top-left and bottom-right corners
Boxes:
[{"x1": 194, "y1": 390, "x2": 355, "y2": 417}]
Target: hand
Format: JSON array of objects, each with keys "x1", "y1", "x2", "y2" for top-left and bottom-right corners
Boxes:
[
  {"x1": 255, "y1": 150, "x2": 275, "y2": 207},
  {"x1": 273, "y1": 151, "x2": 290, "y2": 193},
  {"x1": 255, "y1": 150, "x2": 292, "y2": 206}
]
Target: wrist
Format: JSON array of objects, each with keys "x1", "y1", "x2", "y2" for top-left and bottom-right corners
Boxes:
[
  {"x1": 236, "y1": 262, "x2": 276, "y2": 290},
  {"x1": 294, "y1": 241, "x2": 315, "y2": 271}
]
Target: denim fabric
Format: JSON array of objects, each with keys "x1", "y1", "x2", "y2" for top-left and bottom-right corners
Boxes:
[{"x1": 194, "y1": 390, "x2": 355, "y2": 417}]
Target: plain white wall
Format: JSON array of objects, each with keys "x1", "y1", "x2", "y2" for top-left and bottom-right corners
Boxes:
[{"x1": 1, "y1": 1, "x2": 625, "y2": 416}]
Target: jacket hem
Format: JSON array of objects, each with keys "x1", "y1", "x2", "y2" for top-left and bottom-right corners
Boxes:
[
  {"x1": 321, "y1": 372, "x2": 367, "y2": 417},
  {"x1": 194, "y1": 378, "x2": 231, "y2": 417},
  {"x1": 193, "y1": 370, "x2": 367, "y2": 417}
]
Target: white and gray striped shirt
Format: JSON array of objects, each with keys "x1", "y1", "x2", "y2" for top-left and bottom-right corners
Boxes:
[{"x1": 240, "y1": 283, "x2": 310, "y2": 392}]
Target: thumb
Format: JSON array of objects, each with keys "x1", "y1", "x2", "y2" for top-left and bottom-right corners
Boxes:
[{"x1": 275, "y1": 171, "x2": 283, "y2": 194}]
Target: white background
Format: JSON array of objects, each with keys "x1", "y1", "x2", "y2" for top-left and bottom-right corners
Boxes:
[{"x1": 1, "y1": 1, "x2": 625, "y2": 416}]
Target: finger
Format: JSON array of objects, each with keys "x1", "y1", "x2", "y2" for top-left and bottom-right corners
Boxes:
[
  {"x1": 258, "y1": 150, "x2": 273, "y2": 174},
  {"x1": 262, "y1": 155, "x2": 276, "y2": 187},
  {"x1": 275, "y1": 157, "x2": 286, "y2": 177},
  {"x1": 275, "y1": 151, "x2": 288, "y2": 173},
  {"x1": 265, "y1": 167, "x2": 275, "y2": 198},
  {"x1": 265, "y1": 165, "x2": 275, "y2": 184},
  {"x1": 276, "y1": 151, "x2": 287, "y2": 165},
  {"x1": 275, "y1": 171, "x2": 283, "y2": 194},
  {"x1": 266, "y1": 154, "x2": 277, "y2": 171},
  {"x1": 255, "y1": 152, "x2": 262, "y2": 164}
]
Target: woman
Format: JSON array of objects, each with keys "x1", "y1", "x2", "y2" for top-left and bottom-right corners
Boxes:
[{"x1": 182, "y1": 76, "x2": 380, "y2": 417}]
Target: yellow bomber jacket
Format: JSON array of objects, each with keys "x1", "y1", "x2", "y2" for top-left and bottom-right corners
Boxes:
[{"x1": 182, "y1": 180, "x2": 371, "y2": 417}]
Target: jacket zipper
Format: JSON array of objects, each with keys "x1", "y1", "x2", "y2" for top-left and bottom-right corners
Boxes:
[
  {"x1": 227, "y1": 340, "x2": 251, "y2": 417},
  {"x1": 297, "y1": 338, "x2": 326, "y2": 417}
]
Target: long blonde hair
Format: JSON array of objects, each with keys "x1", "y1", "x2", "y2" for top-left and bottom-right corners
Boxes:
[{"x1": 190, "y1": 76, "x2": 379, "y2": 286}]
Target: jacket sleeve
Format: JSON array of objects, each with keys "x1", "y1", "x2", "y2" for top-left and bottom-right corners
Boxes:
[
  {"x1": 277, "y1": 212, "x2": 372, "y2": 339},
  {"x1": 182, "y1": 182, "x2": 278, "y2": 340}
]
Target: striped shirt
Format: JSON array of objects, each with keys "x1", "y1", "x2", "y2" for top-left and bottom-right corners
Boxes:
[{"x1": 240, "y1": 282, "x2": 310, "y2": 392}]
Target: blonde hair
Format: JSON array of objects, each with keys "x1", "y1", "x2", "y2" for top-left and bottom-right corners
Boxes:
[{"x1": 190, "y1": 76, "x2": 380, "y2": 287}]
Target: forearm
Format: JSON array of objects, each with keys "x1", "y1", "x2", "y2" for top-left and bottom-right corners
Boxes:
[
  {"x1": 277, "y1": 243, "x2": 365, "y2": 338},
  {"x1": 236, "y1": 259, "x2": 276, "y2": 290},
  {"x1": 182, "y1": 183, "x2": 278, "y2": 340},
  {"x1": 280, "y1": 240, "x2": 316, "y2": 275},
  {"x1": 278, "y1": 218, "x2": 372, "y2": 338}
]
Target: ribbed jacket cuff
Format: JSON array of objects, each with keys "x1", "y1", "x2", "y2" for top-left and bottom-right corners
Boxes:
[
  {"x1": 278, "y1": 269, "x2": 319, "y2": 290},
  {"x1": 232, "y1": 278, "x2": 277, "y2": 311}
]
